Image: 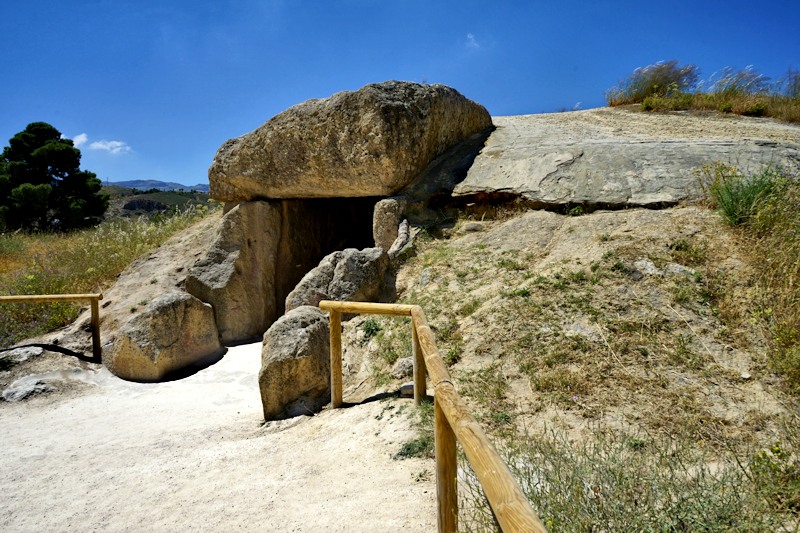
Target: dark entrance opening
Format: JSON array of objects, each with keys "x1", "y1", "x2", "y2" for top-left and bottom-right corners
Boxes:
[{"x1": 273, "y1": 197, "x2": 379, "y2": 318}]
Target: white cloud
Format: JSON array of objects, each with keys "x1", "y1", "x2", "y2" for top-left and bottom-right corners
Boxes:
[
  {"x1": 465, "y1": 33, "x2": 480, "y2": 49},
  {"x1": 89, "y1": 139, "x2": 132, "y2": 155},
  {"x1": 73, "y1": 133, "x2": 88, "y2": 148}
]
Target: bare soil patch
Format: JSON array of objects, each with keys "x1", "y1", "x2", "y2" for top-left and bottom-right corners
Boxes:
[{"x1": 359, "y1": 206, "x2": 794, "y2": 453}]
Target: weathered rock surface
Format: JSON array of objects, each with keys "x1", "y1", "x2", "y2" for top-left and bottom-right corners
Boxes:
[
  {"x1": 55, "y1": 214, "x2": 225, "y2": 381},
  {"x1": 186, "y1": 201, "x2": 281, "y2": 343},
  {"x1": 2, "y1": 375, "x2": 54, "y2": 402},
  {"x1": 0, "y1": 346, "x2": 44, "y2": 365},
  {"x1": 387, "y1": 219, "x2": 411, "y2": 260},
  {"x1": 454, "y1": 109, "x2": 800, "y2": 207},
  {"x1": 105, "y1": 292, "x2": 224, "y2": 382},
  {"x1": 259, "y1": 306, "x2": 330, "y2": 420},
  {"x1": 391, "y1": 356, "x2": 414, "y2": 379},
  {"x1": 285, "y1": 248, "x2": 389, "y2": 312},
  {"x1": 373, "y1": 197, "x2": 406, "y2": 251},
  {"x1": 209, "y1": 81, "x2": 492, "y2": 201}
]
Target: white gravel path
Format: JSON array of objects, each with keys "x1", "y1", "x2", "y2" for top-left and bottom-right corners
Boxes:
[{"x1": 0, "y1": 343, "x2": 436, "y2": 532}]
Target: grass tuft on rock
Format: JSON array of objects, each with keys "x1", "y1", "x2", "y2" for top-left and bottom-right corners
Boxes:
[
  {"x1": 607, "y1": 61, "x2": 800, "y2": 123},
  {"x1": 698, "y1": 163, "x2": 800, "y2": 390}
]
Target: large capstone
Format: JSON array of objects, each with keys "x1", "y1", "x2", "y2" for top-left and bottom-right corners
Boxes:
[
  {"x1": 209, "y1": 81, "x2": 492, "y2": 201},
  {"x1": 453, "y1": 111, "x2": 800, "y2": 208}
]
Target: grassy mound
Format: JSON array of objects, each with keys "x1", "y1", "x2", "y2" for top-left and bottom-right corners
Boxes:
[{"x1": 0, "y1": 204, "x2": 219, "y2": 347}]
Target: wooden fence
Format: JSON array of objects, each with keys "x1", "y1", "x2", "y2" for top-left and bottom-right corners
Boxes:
[
  {"x1": 0, "y1": 293, "x2": 103, "y2": 360},
  {"x1": 319, "y1": 300, "x2": 546, "y2": 533}
]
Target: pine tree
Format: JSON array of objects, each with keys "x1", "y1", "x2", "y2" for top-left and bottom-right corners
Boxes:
[{"x1": 0, "y1": 122, "x2": 108, "y2": 231}]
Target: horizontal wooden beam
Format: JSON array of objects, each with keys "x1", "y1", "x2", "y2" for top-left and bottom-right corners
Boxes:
[
  {"x1": 435, "y1": 383, "x2": 547, "y2": 533},
  {"x1": 318, "y1": 300, "x2": 415, "y2": 316},
  {"x1": 0, "y1": 293, "x2": 103, "y2": 304},
  {"x1": 320, "y1": 300, "x2": 547, "y2": 532},
  {"x1": 1, "y1": 293, "x2": 104, "y2": 361}
]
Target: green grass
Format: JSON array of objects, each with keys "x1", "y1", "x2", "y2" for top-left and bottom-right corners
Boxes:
[
  {"x1": 697, "y1": 163, "x2": 780, "y2": 226},
  {"x1": 0, "y1": 204, "x2": 218, "y2": 347},
  {"x1": 394, "y1": 399, "x2": 434, "y2": 459},
  {"x1": 698, "y1": 163, "x2": 800, "y2": 390}
]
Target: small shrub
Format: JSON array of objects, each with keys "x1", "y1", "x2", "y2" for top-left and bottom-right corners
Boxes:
[
  {"x1": 509, "y1": 287, "x2": 531, "y2": 298},
  {"x1": 460, "y1": 429, "x2": 800, "y2": 532},
  {"x1": 394, "y1": 400, "x2": 434, "y2": 459},
  {"x1": 567, "y1": 205, "x2": 584, "y2": 217},
  {"x1": 708, "y1": 66, "x2": 770, "y2": 98},
  {"x1": 642, "y1": 92, "x2": 693, "y2": 111},
  {"x1": 698, "y1": 163, "x2": 778, "y2": 226},
  {"x1": 444, "y1": 346, "x2": 462, "y2": 366},
  {"x1": 718, "y1": 101, "x2": 734, "y2": 113},
  {"x1": 751, "y1": 441, "x2": 800, "y2": 514},
  {"x1": 779, "y1": 67, "x2": 800, "y2": 99},
  {"x1": 669, "y1": 238, "x2": 708, "y2": 266},
  {"x1": 606, "y1": 60, "x2": 699, "y2": 106},
  {"x1": 497, "y1": 257, "x2": 525, "y2": 271},
  {"x1": 362, "y1": 319, "x2": 382, "y2": 342},
  {"x1": 742, "y1": 100, "x2": 769, "y2": 117},
  {"x1": 458, "y1": 298, "x2": 481, "y2": 317}
]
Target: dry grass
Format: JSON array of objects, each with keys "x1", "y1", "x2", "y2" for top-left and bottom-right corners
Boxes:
[
  {"x1": 0, "y1": 204, "x2": 219, "y2": 347},
  {"x1": 696, "y1": 163, "x2": 800, "y2": 391},
  {"x1": 377, "y1": 205, "x2": 800, "y2": 530},
  {"x1": 460, "y1": 422, "x2": 800, "y2": 532},
  {"x1": 608, "y1": 62, "x2": 800, "y2": 123}
]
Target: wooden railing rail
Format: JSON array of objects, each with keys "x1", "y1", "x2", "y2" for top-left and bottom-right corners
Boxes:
[
  {"x1": 0, "y1": 293, "x2": 103, "y2": 360},
  {"x1": 319, "y1": 300, "x2": 546, "y2": 533}
]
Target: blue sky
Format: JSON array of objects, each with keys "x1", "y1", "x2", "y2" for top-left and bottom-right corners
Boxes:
[{"x1": 2, "y1": 1, "x2": 798, "y2": 186}]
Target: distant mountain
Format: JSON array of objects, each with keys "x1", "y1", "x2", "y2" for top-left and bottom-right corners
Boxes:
[{"x1": 107, "y1": 179, "x2": 210, "y2": 193}]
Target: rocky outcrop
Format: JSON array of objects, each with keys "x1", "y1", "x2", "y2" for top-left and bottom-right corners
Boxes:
[
  {"x1": 2, "y1": 375, "x2": 55, "y2": 402},
  {"x1": 53, "y1": 81, "x2": 490, "y2": 383},
  {"x1": 54, "y1": 215, "x2": 226, "y2": 381},
  {"x1": 453, "y1": 111, "x2": 800, "y2": 207},
  {"x1": 186, "y1": 202, "x2": 281, "y2": 343},
  {"x1": 209, "y1": 81, "x2": 492, "y2": 201},
  {"x1": 104, "y1": 292, "x2": 224, "y2": 382},
  {"x1": 285, "y1": 248, "x2": 389, "y2": 312},
  {"x1": 259, "y1": 306, "x2": 330, "y2": 420}
]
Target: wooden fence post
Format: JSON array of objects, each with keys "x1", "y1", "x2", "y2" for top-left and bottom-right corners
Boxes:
[
  {"x1": 0, "y1": 293, "x2": 103, "y2": 361},
  {"x1": 317, "y1": 301, "x2": 547, "y2": 532},
  {"x1": 329, "y1": 309, "x2": 343, "y2": 408},
  {"x1": 90, "y1": 296, "x2": 101, "y2": 361},
  {"x1": 412, "y1": 315, "x2": 426, "y2": 405},
  {"x1": 435, "y1": 396, "x2": 458, "y2": 533}
]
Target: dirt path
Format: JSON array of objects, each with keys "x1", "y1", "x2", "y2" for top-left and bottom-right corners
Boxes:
[{"x1": 0, "y1": 343, "x2": 436, "y2": 532}]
